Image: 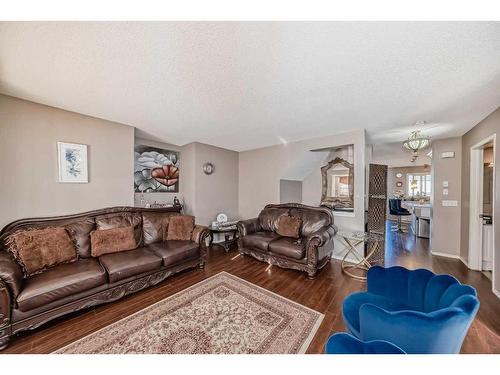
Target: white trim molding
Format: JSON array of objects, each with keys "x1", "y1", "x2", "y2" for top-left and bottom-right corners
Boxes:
[
  {"x1": 332, "y1": 211, "x2": 356, "y2": 218},
  {"x1": 468, "y1": 134, "x2": 496, "y2": 273},
  {"x1": 468, "y1": 146, "x2": 485, "y2": 270},
  {"x1": 331, "y1": 254, "x2": 358, "y2": 263},
  {"x1": 494, "y1": 288, "x2": 500, "y2": 300},
  {"x1": 430, "y1": 251, "x2": 460, "y2": 259}
]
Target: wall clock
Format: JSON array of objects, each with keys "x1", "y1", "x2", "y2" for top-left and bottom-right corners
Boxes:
[
  {"x1": 396, "y1": 172, "x2": 403, "y2": 178},
  {"x1": 203, "y1": 162, "x2": 215, "y2": 175},
  {"x1": 216, "y1": 213, "x2": 228, "y2": 223}
]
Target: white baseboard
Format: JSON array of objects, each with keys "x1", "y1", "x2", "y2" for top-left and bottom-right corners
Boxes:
[
  {"x1": 331, "y1": 254, "x2": 343, "y2": 262},
  {"x1": 493, "y1": 288, "x2": 500, "y2": 300},
  {"x1": 431, "y1": 252, "x2": 471, "y2": 269},
  {"x1": 430, "y1": 251, "x2": 460, "y2": 259},
  {"x1": 331, "y1": 254, "x2": 357, "y2": 264}
]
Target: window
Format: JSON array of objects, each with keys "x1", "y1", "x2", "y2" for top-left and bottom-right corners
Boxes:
[
  {"x1": 332, "y1": 174, "x2": 349, "y2": 197},
  {"x1": 408, "y1": 174, "x2": 431, "y2": 197}
]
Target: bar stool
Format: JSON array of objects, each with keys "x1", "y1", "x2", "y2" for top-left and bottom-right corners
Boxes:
[{"x1": 389, "y1": 199, "x2": 411, "y2": 232}]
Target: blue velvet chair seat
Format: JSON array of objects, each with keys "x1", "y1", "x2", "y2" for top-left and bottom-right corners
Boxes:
[
  {"x1": 325, "y1": 333, "x2": 405, "y2": 354},
  {"x1": 342, "y1": 292, "x2": 409, "y2": 337},
  {"x1": 342, "y1": 266, "x2": 480, "y2": 354}
]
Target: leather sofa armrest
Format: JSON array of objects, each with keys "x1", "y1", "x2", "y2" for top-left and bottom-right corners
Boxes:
[
  {"x1": 191, "y1": 225, "x2": 209, "y2": 245},
  {"x1": 0, "y1": 278, "x2": 12, "y2": 348},
  {"x1": 306, "y1": 225, "x2": 338, "y2": 248},
  {"x1": 237, "y1": 218, "x2": 261, "y2": 237},
  {"x1": 305, "y1": 225, "x2": 338, "y2": 268},
  {"x1": 191, "y1": 225, "x2": 209, "y2": 268},
  {"x1": 0, "y1": 252, "x2": 23, "y2": 300}
]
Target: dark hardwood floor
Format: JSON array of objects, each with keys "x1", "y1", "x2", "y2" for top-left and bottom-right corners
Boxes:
[{"x1": 2, "y1": 223, "x2": 500, "y2": 354}]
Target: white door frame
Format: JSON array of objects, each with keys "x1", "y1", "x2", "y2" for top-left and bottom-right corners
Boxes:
[{"x1": 468, "y1": 134, "x2": 496, "y2": 287}]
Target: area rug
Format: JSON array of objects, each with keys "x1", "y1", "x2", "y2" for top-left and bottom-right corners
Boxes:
[{"x1": 54, "y1": 271, "x2": 324, "y2": 354}]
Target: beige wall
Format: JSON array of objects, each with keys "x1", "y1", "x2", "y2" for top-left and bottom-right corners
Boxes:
[
  {"x1": 280, "y1": 179, "x2": 302, "y2": 204},
  {"x1": 461, "y1": 107, "x2": 500, "y2": 294},
  {"x1": 239, "y1": 129, "x2": 366, "y2": 260},
  {"x1": 181, "y1": 143, "x2": 196, "y2": 216},
  {"x1": 193, "y1": 142, "x2": 239, "y2": 225},
  {"x1": 0, "y1": 95, "x2": 134, "y2": 228},
  {"x1": 133, "y1": 139, "x2": 238, "y2": 226},
  {"x1": 387, "y1": 166, "x2": 430, "y2": 199},
  {"x1": 430, "y1": 137, "x2": 462, "y2": 256}
]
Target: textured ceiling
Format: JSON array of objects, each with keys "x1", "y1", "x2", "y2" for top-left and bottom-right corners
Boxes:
[{"x1": 1, "y1": 22, "x2": 500, "y2": 152}]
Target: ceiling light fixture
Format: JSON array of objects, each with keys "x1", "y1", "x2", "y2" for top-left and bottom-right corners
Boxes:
[
  {"x1": 403, "y1": 129, "x2": 431, "y2": 152},
  {"x1": 402, "y1": 123, "x2": 432, "y2": 163}
]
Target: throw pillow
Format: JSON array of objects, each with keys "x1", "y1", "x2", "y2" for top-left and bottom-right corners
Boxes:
[
  {"x1": 142, "y1": 212, "x2": 178, "y2": 244},
  {"x1": 95, "y1": 212, "x2": 143, "y2": 247},
  {"x1": 166, "y1": 215, "x2": 195, "y2": 241},
  {"x1": 90, "y1": 226, "x2": 137, "y2": 257},
  {"x1": 276, "y1": 215, "x2": 302, "y2": 238},
  {"x1": 6, "y1": 227, "x2": 78, "y2": 277}
]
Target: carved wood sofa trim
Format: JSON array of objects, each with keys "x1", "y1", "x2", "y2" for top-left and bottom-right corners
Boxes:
[
  {"x1": 8, "y1": 258, "x2": 200, "y2": 341},
  {"x1": 0, "y1": 279, "x2": 11, "y2": 350},
  {"x1": 238, "y1": 247, "x2": 332, "y2": 279}
]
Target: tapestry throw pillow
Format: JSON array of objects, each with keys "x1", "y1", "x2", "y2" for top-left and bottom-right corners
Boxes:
[
  {"x1": 6, "y1": 227, "x2": 78, "y2": 277},
  {"x1": 95, "y1": 213, "x2": 143, "y2": 247},
  {"x1": 276, "y1": 215, "x2": 302, "y2": 238},
  {"x1": 90, "y1": 226, "x2": 137, "y2": 257},
  {"x1": 166, "y1": 215, "x2": 195, "y2": 241}
]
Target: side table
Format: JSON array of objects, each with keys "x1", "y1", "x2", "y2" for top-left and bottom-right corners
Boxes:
[
  {"x1": 338, "y1": 231, "x2": 384, "y2": 281},
  {"x1": 208, "y1": 225, "x2": 238, "y2": 252}
]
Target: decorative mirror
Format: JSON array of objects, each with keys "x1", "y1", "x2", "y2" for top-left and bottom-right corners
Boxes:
[{"x1": 321, "y1": 156, "x2": 354, "y2": 210}]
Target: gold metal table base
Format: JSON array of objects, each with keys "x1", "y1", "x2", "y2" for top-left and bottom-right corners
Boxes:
[{"x1": 339, "y1": 233, "x2": 382, "y2": 281}]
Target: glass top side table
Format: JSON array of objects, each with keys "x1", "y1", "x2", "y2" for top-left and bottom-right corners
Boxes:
[
  {"x1": 338, "y1": 231, "x2": 384, "y2": 281},
  {"x1": 207, "y1": 225, "x2": 238, "y2": 252}
]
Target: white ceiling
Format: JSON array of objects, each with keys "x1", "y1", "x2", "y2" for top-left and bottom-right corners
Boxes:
[
  {"x1": 1, "y1": 22, "x2": 500, "y2": 152},
  {"x1": 371, "y1": 141, "x2": 432, "y2": 168}
]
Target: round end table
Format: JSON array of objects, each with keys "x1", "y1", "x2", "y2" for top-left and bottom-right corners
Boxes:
[{"x1": 208, "y1": 225, "x2": 238, "y2": 252}]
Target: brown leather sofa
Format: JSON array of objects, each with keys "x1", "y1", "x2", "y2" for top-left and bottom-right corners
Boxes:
[
  {"x1": 0, "y1": 206, "x2": 209, "y2": 350},
  {"x1": 237, "y1": 203, "x2": 337, "y2": 279}
]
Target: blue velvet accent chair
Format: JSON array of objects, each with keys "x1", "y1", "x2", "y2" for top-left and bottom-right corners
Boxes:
[
  {"x1": 325, "y1": 333, "x2": 405, "y2": 354},
  {"x1": 342, "y1": 266, "x2": 480, "y2": 354}
]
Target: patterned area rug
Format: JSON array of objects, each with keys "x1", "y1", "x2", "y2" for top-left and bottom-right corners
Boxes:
[{"x1": 54, "y1": 272, "x2": 324, "y2": 354}]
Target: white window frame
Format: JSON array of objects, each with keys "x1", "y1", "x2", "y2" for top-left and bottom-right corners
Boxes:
[{"x1": 407, "y1": 173, "x2": 431, "y2": 197}]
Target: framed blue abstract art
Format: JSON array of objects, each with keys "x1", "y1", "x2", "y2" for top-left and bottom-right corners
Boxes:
[{"x1": 57, "y1": 141, "x2": 89, "y2": 183}]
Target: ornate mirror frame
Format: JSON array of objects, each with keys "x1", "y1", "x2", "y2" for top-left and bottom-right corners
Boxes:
[{"x1": 320, "y1": 157, "x2": 354, "y2": 210}]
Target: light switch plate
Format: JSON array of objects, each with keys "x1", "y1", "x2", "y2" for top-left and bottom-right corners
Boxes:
[
  {"x1": 443, "y1": 188, "x2": 449, "y2": 195},
  {"x1": 441, "y1": 151, "x2": 455, "y2": 159},
  {"x1": 442, "y1": 200, "x2": 458, "y2": 207},
  {"x1": 442, "y1": 181, "x2": 449, "y2": 187}
]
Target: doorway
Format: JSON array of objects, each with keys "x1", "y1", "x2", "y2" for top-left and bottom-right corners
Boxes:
[{"x1": 468, "y1": 135, "x2": 496, "y2": 286}]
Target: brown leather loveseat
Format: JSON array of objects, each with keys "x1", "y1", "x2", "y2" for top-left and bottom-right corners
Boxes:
[
  {"x1": 0, "y1": 206, "x2": 209, "y2": 350},
  {"x1": 237, "y1": 203, "x2": 337, "y2": 279}
]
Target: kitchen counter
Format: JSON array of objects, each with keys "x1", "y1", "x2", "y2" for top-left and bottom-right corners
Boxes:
[{"x1": 401, "y1": 201, "x2": 432, "y2": 237}]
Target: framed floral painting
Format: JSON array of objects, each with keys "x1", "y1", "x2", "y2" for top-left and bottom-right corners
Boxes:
[
  {"x1": 57, "y1": 142, "x2": 88, "y2": 183},
  {"x1": 134, "y1": 145, "x2": 179, "y2": 192}
]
